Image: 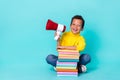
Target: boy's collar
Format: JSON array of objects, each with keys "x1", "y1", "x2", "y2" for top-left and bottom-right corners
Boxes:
[{"x1": 69, "y1": 31, "x2": 80, "y2": 36}]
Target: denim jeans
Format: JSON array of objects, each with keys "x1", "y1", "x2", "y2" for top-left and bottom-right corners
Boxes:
[{"x1": 46, "y1": 54, "x2": 91, "y2": 67}]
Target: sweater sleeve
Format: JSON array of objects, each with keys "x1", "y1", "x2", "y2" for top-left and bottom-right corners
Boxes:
[
  {"x1": 59, "y1": 32, "x2": 67, "y2": 46},
  {"x1": 76, "y1": 36, "x2": 86, "y2": 51}
]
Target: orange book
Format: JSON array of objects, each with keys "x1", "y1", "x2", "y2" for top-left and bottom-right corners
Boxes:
[
  {"x1": 57, "y1": 69, "x2": 78, "y2": 72},
  {"x1": 57, "y1": 49, "x2": 79, "y2": 52}
]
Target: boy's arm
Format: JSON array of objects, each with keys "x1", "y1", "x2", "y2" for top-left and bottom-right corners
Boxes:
[{"x1": 55, "y1": 32, "x2": 77, "y2": 50}]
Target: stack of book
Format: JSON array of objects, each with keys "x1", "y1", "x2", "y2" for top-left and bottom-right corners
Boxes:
[{"x1": 56, "y1": 49, "x2": 80, "y2": 76}]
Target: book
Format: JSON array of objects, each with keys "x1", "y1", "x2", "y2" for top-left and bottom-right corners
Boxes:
[{"x1": 57, "y1": 49, "x2": 79, "y2": 52}]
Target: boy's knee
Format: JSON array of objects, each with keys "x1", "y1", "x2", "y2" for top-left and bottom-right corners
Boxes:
[
  {"x1": 46, "y1": 54, "x2": 58, "y2": 66},
  {"x1": 80, "y1": 54, "x2": 91, "y2": 65},
  {"x1": 46, "y1": 54, "x2": 54, "y2": 63}
]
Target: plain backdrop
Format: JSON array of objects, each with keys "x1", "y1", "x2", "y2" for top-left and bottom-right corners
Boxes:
[{"x1": 0, "y1": 0, "x2": 120, "y2": 80}]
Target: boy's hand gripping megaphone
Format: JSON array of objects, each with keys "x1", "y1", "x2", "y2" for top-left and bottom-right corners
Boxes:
[{"x1": 46, "y1": 19, "x2": 66, "y2": 40}]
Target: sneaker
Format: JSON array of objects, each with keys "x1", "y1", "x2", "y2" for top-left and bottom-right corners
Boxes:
[
  {"x1": 81, "y1": 65, "x2": 87, "y2": 73},
  {"x1": 78, "y1": 65, "x2": 87, "y2": 73},
  {"x1": 53, "y1": 67, "x2": 56, "y2": 71}
]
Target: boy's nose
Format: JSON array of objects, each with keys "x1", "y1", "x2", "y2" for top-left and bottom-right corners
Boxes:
[{"x1": 74, "y1": 25, "x2": 79, "y2": 28}]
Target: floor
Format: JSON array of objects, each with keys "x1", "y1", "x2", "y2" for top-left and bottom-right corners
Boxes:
[{"x1": 0, "y1": 48, "x2": 120, "y2": 80}]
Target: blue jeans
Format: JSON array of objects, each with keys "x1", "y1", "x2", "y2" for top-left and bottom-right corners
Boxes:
[{"x1": 46, "y1": 54, "x2": 91, "y2": 67}]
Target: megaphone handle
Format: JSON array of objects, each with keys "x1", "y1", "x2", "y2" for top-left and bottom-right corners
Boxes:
[
  {"x1": 54, "y1": 35, "x2": 59, "y2": 40},
  {"x1": 54, "y1": 31, "x2": 61, "y2": 40}
]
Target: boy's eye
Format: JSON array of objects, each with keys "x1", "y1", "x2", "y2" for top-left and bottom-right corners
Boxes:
[
  {"x1": 72, "y1": 24, "x2": 82, "y2": 27},
  {"x1": 72, "y1": 24, "x2": 75, "y2": 26},
  {"x1": 79, "y1": 25, "x2": 82, "y2": 27}
]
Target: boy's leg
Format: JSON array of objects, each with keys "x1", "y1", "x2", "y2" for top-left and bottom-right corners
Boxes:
[
  {"x1": 78, "y1": 54, "x2": 91, "y2": 73},
  {"x1": 46, "y1": 54, "x2": 58, "y2": 67},
  {"x1": 79, "y1": 54, "x2": 91, "y2": 65}
]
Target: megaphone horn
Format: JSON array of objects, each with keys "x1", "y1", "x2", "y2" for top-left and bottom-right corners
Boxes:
[
  {"x1": 46, "y1": 19, "x2": 66, "y2": 40},
  {"x1": 46, "y1": 19, "x2": 66, "y2": 32}
]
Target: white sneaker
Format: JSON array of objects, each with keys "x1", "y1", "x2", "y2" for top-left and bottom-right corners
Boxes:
[
  {"x1": 53, "y1": 67, "x2": 56, "y2": 71},
  {"x1": 81, "y1": 65, "x2": 87, "y2": 73}
]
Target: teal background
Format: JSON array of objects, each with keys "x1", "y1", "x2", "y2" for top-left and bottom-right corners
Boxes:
[{"x1": 0, "y1": 0, "x2": 120, "y2": 80}]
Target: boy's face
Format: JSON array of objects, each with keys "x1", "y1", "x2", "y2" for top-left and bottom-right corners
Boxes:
[{"x1": 70, "y1": 19, "x2": 83, "y2": 34}]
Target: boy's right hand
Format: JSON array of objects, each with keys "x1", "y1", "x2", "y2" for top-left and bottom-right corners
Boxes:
[
  {"x1": 54, "y1": 31, "x2": 57, "y2": 37},
  {"x1": 54, "y1": 31, "x2": 61, "y2": 41}
]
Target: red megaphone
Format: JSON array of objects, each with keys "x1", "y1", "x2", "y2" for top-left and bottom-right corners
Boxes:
[{"x1": 46, "y1": 19, "x2": 66, "y2": 40}]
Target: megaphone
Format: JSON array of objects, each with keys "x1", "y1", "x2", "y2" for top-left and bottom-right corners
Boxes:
[{"x1": 46, "y1": 19, "x2": 66, "y2": 40}]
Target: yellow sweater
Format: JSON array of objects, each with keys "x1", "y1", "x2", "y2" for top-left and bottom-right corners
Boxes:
[{"x1": 60, "y1": 31, "x2": 86, "y2": 52}]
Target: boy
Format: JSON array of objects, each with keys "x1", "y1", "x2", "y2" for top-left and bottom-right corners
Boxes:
[{"x1": 46, "y1": 15, "x2": 91, "y2": 73}]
